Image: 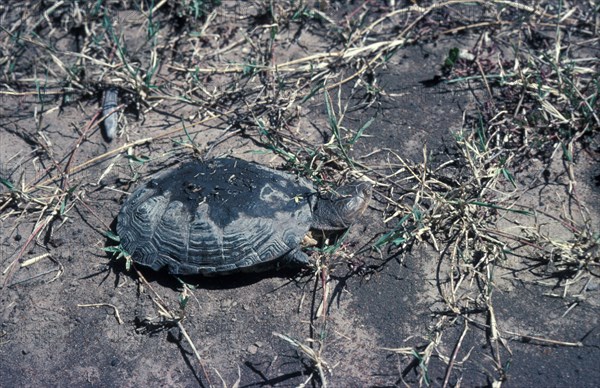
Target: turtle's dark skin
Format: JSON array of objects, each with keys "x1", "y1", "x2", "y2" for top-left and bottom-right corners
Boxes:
[{"x1": 116, "y1": 158, "x2": 371, "y2": 275}]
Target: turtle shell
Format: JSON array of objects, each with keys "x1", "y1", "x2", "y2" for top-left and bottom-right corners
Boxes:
[{"x1": 116, "y1": 158, "x2": 314, "y2": 275}]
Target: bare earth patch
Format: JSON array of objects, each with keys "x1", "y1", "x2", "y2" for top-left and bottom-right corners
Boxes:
[{"x1": 1, "y1": 1, "x2": 599, "y2": 386}]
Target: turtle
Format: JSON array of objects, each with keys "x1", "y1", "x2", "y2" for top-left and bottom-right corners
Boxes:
[{"x1": 116, "y1": 157, "x2": 371, "y2": 275}]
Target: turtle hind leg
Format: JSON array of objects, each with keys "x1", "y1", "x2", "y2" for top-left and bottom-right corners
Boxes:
[{"x1": 281, "y1": 247, "x2": 311, "y2": 268}]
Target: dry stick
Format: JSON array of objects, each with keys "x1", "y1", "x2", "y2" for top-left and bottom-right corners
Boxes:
[
  {"x1": 20, "y1": 252, "x2": 51, "y2": 267},
  {"x1": 506, "y1": 329, "x2": 583, "y2": 348},
  {"x1": 0, "y1": 196, "x2": 14, "y2": 215},
  {"x1": 344, "y1": 0, "x2": 373, "y2": 23},
  {"x1": 442, "y1": 320, "x2": 469, "y2": 388},
  {"x1": 465, "y1": 316, "x2": 583, "y2": 347},
  {"x1": 486, "y1": 283, "x2": 503, "y2": 369},
  {"x1": 6, "y1": 267, "x2": 63, "y2": 287},
  {"x1": 317, "y1": 263, "x2": 329, "y2": 319},
  {"x1": 480, "y1": 227, "x2": 550, "y2": 252},
  {"x1": 443, "y1": 21, "x2": 510, "y2": 35},
  {"x1": 476, "y1": 59, "x2": 494, "y2": 101}
]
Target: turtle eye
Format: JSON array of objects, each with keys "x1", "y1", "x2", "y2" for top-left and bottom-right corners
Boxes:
[{"x1": 343, "y1": 185, "x2": 371, "y2": 216}]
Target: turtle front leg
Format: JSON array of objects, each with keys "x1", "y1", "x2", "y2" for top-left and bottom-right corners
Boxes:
[{"x1": 282, "y1": 247, "x2": 311, "y2": 268}]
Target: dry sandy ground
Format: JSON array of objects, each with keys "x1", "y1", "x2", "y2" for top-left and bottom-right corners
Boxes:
[{"x1": 1, "y1": 1, "x2": 599, "y2": 387}]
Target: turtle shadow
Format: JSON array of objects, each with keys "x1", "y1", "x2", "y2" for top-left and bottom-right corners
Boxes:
[{"x1": 143, "y1": 267, "x2": 303, "y2": 291}]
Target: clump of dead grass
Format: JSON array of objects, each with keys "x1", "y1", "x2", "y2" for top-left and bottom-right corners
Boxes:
[{"x1": 366, "y1": 1, "x2": 598, "y2": 385}]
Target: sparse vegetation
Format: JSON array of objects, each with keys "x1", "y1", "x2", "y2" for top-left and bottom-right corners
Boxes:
[{"x1": 1, "y1": 0, "x2": 598, "y2": 386}]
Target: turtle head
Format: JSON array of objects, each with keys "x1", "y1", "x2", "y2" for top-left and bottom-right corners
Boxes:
[{"x1": 309, "y1": 182, "x2": 372, "y2": 231}]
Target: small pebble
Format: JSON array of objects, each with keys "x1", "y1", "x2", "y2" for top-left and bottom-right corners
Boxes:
[{"x1": 221, "y1": 299, "x2": 233, "y2": 309}]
